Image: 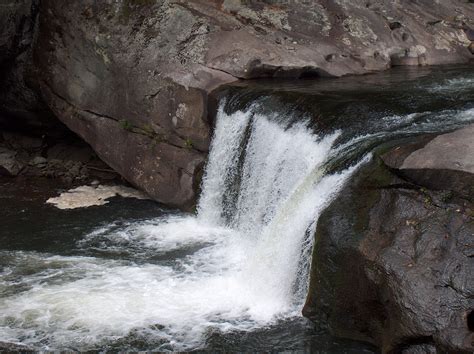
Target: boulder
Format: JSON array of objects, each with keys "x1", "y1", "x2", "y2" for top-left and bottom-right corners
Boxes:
[
  {"x1": 382, "y1": 124, "x2": 474, "y2": 200},
  {"x1": 34, "y1": 1, "x2": 239, "y2": 209},
  {"x1": 5, "y1": 0, "x2": 474, "y2": 208},
  {"x1": 303, "y1": 129, "x2": 474, "y2": 352},
  {"x1": 0, "y1": 147, "x2": 24, "y2": 176}
]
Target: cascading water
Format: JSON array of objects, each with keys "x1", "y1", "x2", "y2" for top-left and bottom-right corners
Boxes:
[
  {"x1": 0, "y1": 103, "x2": 361, "y2": 351},
  {"x1": 1, "y1": 67, "x2": 473, "y2": 351}
]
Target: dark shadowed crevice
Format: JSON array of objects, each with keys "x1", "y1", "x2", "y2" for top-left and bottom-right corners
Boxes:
[{"x1": 468, "y1": 310, "x2": 474, "y2": 332}]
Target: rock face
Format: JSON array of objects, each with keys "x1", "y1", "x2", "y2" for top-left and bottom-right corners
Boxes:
[
  {"x1": 34, "y1": 0, "x2": 239, "y2": 209},
  {"x1": 382, "y1": 124, "x2": 474, "y2": 200},
  {"x1": 28, "y1": 0, "x2": 472, "y2": 209},
  {"x1": 1, "y1": 0, "x2": 473, "y2": 208},
  {"x1": 303, "y1": 127, "x2": 474, "y2": 353},
  {"x1": 0, "y1": 0, "x2": 60, "y2": 134}
]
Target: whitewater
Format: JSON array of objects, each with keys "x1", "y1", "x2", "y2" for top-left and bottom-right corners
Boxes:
[{"x1": 0, "y1": 88, "x2": 473, "y2": 350}]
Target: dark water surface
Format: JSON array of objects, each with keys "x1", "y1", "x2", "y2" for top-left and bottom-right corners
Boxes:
[
  {"x1": 1, "y1": 65, "x2": 473, "y2": 352},
  {"x1": 0, "y1": 178, "x2": 377, "y2": 353}
]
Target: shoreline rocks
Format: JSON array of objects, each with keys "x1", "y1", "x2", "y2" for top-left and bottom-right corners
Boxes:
[
  {"x1": 381, "y1": 124, "x2": 474, "y2": 200},
  {"x1": 303, "y1": 125, "x2": 474, "y2": 353},
  {"x1": 0, "y1": 129, "x2": 119, "y2": 185},
  {"x1": 2, "y1": 0, "x2": 473, "y2": 209}
]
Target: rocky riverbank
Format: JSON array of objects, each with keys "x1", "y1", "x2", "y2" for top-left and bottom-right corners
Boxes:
[
  {"x1": 1, "y1": 0, "x2": 473, "y2": 209},
  {"x1": 1, "y1": 2, "x2": 473, "y2": 353},
  {"x1": 0, "y1": 129, "x2": 119, "y2": 183}
]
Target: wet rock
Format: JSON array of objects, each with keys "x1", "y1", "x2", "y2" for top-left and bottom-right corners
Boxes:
[
  {"x1": 0, "y1": 340, "x2": 33, "y2": 352},
  {"x1": 390, "y1": 45, "x2": 429, "y2": 66},
  {"x1": 304, "y1": 159, "x2": 474, "y2": 352},
  {"x1": 303, "y1": 131, "x2": 474, "y2": 352},
  {"x1": 390, "y1": 55, "x2": 422, "y2": 66},
  {"x1": 382, "y1": 124, "x2": 474, "y2": 200},
  {"x1": 0, "y1": 147, "x2": 23, "y2": 176},
  {"x1": 29, "y1": 156, "x2": 47, "y2": 167},
  {"x1": 3, "y1": 0, "x2": 474, "y2": 208}
]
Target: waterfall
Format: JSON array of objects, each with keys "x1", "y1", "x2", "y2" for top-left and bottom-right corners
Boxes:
[
  {"x1": 0, "y1": 102, "x2": 367, "y2": 351},
  {"x1": 1, "y1": 96, "x2": 473, "y2": 351},
  {"x1": 1, "y1": 66, "x2": 474, "y2": 351},
  {"x1": 198, "y1": 104, "x2": 360, "y2": 308}
]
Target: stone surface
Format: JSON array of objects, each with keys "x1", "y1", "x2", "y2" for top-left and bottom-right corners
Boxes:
[
  {"x1": 0, "y1": 147, "x2": 24, "y2": 176},
  {"x1": 303, "y1": 134, "x2": 474, "y2": 353},
  {"x1": 0, "y1": 130, "x2": 118, "y2": 185},
  {"x1": 382, "y1": 124, "x2": 474, "y2": 199},
  {"x1": 1, "y1": 0, "x2": 473, "y2": 208},
  {"x1": 30, "y1": 0, "x2": 473, "y2": 209}
]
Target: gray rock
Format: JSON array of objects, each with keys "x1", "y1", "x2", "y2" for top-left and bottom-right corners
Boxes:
[
  {"x1": 400, "y1": 343, "x2": 437, "y2": 354},
  {"x1": 29, "y1": 156, "x2": 47, "y2": 166},
  {"x1": 0, "y1": 148, "x2": 23, "y2": 176},
  {"x1": 303, "y1": 133, "x2": 474, "y2": 352},
  {"x1": 31, "y1": 0, "x2": 474, "y2": 209},
  {"x1": 382, "y1": 124, "x2": 474, "y2": 199},
  {"x1": 1, "y1": 0, "x2": 472, "y2": 208}
]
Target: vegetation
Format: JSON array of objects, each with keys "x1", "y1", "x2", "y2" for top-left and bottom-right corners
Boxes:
[
  {"x1": 185, "y1": 139, "x2": 194, "y2": 149},
  {"x1": 119, "y1": 119, "x2": 133, "y2": 131}
]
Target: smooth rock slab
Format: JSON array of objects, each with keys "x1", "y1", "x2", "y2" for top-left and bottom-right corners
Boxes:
[
  {"x1": 382, "y1": 123, "x2": 474, "y2": 198},
  {"x1": 402, "y1": 124, "x2": 474, "y2": 173}
]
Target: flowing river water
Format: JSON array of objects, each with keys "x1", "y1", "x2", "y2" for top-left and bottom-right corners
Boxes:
[{"x1": 0, "y1": 65, "x2": 473, "y2": 352}]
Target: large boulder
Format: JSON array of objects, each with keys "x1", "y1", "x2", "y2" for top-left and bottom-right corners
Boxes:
[
  {"x1": 33, "y1": 0, "x2": 474, "y2": 209},
  {"x1": 382, "y1": 124, "x2": 474, "y2": 200},
  {"x1": 34, "y1": 1, "x2": 238, "y2": 209},
  {"x1": 2, "y1": 0, "x2": 471, "y2": 208},
  {"x1": 303, "y1": 127, "x2": 474, "y2": 353}
]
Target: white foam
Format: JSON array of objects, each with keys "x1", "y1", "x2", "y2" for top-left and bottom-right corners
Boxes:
[
  {"x1": 0, "y1": 106, "x2": 362, "y2": 351},
  {"x1": 428, "y1": 77, "x2": 474, "y2": 93},
  {"x1": 46, "y1": 184, "x2": 149, "y2": 209}
]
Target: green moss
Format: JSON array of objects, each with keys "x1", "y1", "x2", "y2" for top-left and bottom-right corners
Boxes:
[
  {"x1": 440, "y1": 191, "x2": 454, "y2": 204},
  {"x1": 420, "y1": 187, "x2": 434, "y2": 206},
  {"x1": 140, "y1": 124, "x2": 155, "y2": 138},
  {"x1": 185, "y1": 139, "x2": 194, "y2": 149},
  {"x1": 119, "y1": 119, "x2": 133, "y2": 131},
  {"x1": 150, "y1": 136, "x2": 162, "y2": 148}
]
